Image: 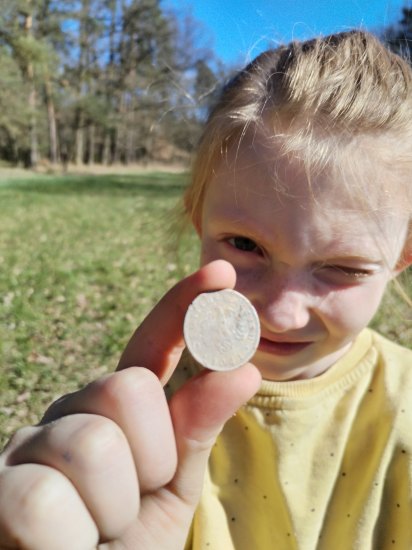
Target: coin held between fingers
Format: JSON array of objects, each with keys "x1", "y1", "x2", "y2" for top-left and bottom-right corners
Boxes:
[{"x1": 183, "y1": 289, "x2": 260, "y2": 371}]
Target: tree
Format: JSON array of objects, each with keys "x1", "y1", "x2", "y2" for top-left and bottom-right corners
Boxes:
[
  {"x1": 0, "y1": 48, "x2": 28, "y2": 162},
  {"x1": 383, "y1": 7, "x2": 412, "y2": 59},
  {"x1": 35, "y1": 0, "x2": 74, "y2": 164},
  {"x1": 0, "y1": 0, "x2": 71, "y2": 166},
  {"x1": 0, "y1": 0, "x2": 228, "y2": 167},
  {"x1": 0, "y1": 0, "x2": 44, "y2": 166}
]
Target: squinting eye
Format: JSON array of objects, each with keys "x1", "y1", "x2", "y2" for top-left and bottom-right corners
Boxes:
[
  {"x1": 332, "y1": 266, "x2": 372, "y2": 278},
  {"x1": 228, "y1": 236, "x2": 259, "y2": 253},
  {"x1": 319, "y1": 264, "x2": 373, "y2": 282}
]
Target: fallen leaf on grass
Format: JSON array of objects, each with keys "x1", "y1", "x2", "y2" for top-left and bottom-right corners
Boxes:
[
  {"x1": 76, "y1": 293, "x2": 88, "y2": 309},
  {"x1": 16, "y1": 391, "x2": 31, "y2": 403},
  {"x1": 27, "y1": 352, "x2": 54, "y2": 365}
]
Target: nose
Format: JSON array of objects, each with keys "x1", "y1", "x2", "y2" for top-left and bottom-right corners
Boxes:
[{"x1": 251, "y1": 275, "x2": 312, "y2": 333}]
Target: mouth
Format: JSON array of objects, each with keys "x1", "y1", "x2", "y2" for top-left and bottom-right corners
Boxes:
[{"x1": 258, "y1": 337, "x2": 313, "y2": 356}]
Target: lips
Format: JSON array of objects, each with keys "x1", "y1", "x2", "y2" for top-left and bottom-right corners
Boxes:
[{"x1": 258, "y1": 336, "x2": 312, "y2": 356}]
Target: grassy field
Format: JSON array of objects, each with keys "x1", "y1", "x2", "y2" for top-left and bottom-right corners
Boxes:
[
  {"x1": 0, "y1": 170, "x2": 411, "y2": 448},
  {"x1": 0, "y1": 170, "x2": 198, "y2": 447}
]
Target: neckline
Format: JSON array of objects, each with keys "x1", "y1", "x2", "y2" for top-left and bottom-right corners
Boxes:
[{"x1": 248, "y1": 329, "x2": 375, "y2": 408}]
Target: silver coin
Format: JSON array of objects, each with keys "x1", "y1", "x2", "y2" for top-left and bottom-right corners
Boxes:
[{"x1": 183, "y1": 289, "x2": 260, "y2": 371}]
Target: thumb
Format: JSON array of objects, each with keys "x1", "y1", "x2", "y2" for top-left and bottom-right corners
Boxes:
[{"x1": 168, "y1": 363, "x2": 261, "y2": 505}]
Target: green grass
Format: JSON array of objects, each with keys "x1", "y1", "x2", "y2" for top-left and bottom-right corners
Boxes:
[
  {"x1": 0, "y1": 171, "x2": 198, "y2": 447},
  {"x1": 0, "y1": 171, "x2": 410, "y2": 448}
]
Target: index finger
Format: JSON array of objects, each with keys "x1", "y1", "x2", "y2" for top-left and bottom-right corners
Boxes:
[{"x1": 117, "y1": 260, "x2": 236, "y2": 384}]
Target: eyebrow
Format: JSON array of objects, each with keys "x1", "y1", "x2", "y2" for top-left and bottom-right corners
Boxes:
[{"x1": 210, "y1": 212, "x2": 387, "y2": 266}]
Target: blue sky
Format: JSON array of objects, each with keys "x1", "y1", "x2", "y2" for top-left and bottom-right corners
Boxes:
[{"x1": 164, "y1": 0, "x2": 411, "y2": 65}]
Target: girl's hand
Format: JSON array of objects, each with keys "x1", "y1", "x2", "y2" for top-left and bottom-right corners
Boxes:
[{"x1": 0, "y1": 260, "x2": 261, "y2": 549}]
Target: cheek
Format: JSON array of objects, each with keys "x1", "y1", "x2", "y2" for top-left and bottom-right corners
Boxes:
[{"x1": 322, "y1": 282, "x2": 387, "y2": 334}]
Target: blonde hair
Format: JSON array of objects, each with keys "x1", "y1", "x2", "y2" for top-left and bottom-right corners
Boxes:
[{"x1": 184, "y1": 30, "x2": 412, "y2": 229}]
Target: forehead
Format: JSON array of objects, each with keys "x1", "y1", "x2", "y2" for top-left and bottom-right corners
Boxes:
[
  {"x1": 202, "y1": 132, "x2": 408, "y2": 263},
  {"x1": 206, "y1": 128, "x2": 407, "y2": 212}
]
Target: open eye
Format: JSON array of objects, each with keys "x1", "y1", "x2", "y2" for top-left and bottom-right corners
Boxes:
[{"x1": 228, "y1": 236, "x2": 260, "y2": 253}]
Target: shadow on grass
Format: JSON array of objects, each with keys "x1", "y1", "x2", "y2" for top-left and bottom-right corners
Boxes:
[{"x1": 0, "y1": 172, "x2": 189, "y2": 198}]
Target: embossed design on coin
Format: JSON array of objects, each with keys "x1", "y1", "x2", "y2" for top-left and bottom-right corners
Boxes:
[{"x1": 183, "y1": 289, "x2": 260, "y2": 371}]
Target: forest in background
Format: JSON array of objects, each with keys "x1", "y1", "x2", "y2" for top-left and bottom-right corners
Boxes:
[
  {"x1": 0, "y1": 1, "x2": 411, "y2": 169},
  {"x1": 0, "y1": 0, "x2": 228, "y2": 169}
]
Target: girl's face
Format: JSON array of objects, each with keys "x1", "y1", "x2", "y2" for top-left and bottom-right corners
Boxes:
[{"x1": 198, "y1": 135, "x2": 407, "y2": 381}]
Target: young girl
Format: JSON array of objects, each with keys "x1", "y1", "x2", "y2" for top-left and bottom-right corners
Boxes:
[{"x1": 0, "y1": 30, "x2": 411, "y2": 549}]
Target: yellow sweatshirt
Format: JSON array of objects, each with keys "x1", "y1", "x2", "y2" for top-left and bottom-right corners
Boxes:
[{"x1": 170, "y1": 329, "x2": 412, "y2": 550}]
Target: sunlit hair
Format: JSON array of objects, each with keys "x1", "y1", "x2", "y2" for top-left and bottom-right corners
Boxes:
[{"x1": 184, "y1": 30, "x2": 412, "y2": 230}]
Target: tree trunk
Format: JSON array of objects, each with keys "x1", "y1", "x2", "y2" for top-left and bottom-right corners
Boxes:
[
  {"x1": 113, "y1": 92, "x2": 125, "y2": 163},
  {"x1": 44, "y1": 77, "x2": 59, "y2": 164},
  {"x1": 125, "y1": 100, "x2": 136, "y2": 164},
  {"x1": 102, "y1": 132, "x2": 111, "y2": 165},
  {"x1": 73, "y1": 0, "x2": 91, "y2": 165},
  {"x1": 88, "y1": 124, "x2": 95, "y2": 164},
  {"x1": 28, "y1": 80, "x2": 38, "y2": 168},
  {"x1": 75, "y1": 109, "x2": 85, "y2": 164},
  {"x1": 24, "y1": 7, "x2": 38, "y2": 168}
]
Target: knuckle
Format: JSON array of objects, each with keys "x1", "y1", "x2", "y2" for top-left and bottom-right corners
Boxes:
[
  {"x1": 21, "y1": 468, "x2": 68, "y2": 521},
  {"x1": 0, "y1": 466, "x2": 97, "y2": 549},
  {"x1": 67, "y1": 415, "x2": 127, "y2": 471},
  {"x1": 99, "y1": 366, "x2": 162, "y2": 408},
  {"x1": 0, "y1": 467, "x2": 63, "y2": 538}
]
